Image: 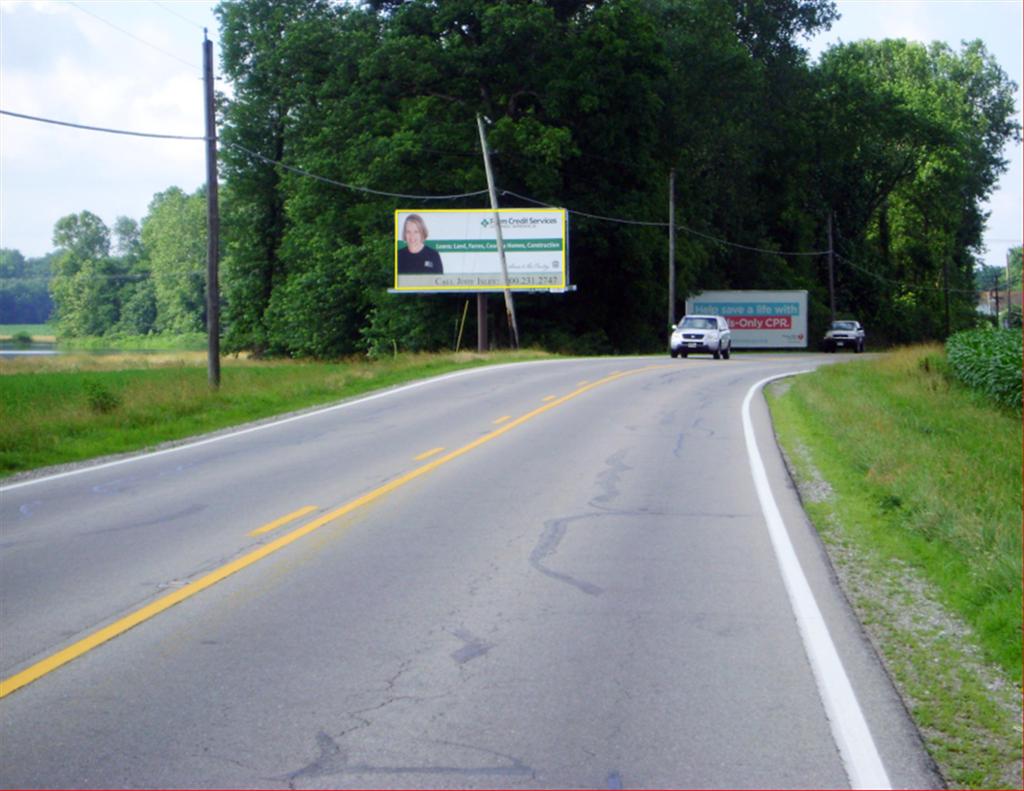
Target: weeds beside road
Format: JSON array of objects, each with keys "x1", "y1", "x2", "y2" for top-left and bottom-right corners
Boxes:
[{"x1": 768, "y1": 345, "x2": 1022, "y2": 789}]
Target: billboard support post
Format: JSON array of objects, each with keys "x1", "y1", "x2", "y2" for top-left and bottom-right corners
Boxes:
[
  {"x1": 477, "y1": 293, "x2": 487, "y2": 352},
  {"x1": 668, "y1": 168, "x2": 676, "y2": 342},
  {"x1": 476, "y1": 114, "x2": 519, "y2": 349}
]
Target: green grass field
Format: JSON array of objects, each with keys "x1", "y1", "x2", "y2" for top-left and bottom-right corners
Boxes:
[
  {"x1": 768, "y1": 345, "x2": 1022, "y2": 789},
  {"x1": 0, "y1": 350, "x2": 548, "y2": 477}
]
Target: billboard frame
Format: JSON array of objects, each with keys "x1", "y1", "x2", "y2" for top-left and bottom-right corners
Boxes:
[{"x1": 391, "y1": 208, "x2": 570, "y2": 294}]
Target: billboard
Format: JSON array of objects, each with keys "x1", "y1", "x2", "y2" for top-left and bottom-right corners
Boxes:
[
  {"x1": 394, "y1": 208, "x2": 568, "y2": 292},
  {"x1": 684, "y1": 290, "x2": 808, "y2": 348}
]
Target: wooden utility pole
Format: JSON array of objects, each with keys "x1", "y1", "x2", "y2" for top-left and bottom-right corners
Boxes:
[
  {"x1": 1006, "y1": 248, "x2": 1013, "y2": 326},
  {"x1": 668, "y1": 169, "x2": 676, "y2": 340},
  {"x1": 476, "y1": 114, "x2": 519, "y2": 349},
  {"x1": 203, "y1": 31, "x2": 220, "y2": 388},
  {"x1": 827, "y1": 211, "x2": 836, "y2": 323},
  {"x1": 942, "y1": 254, "x2": 951, "y2": 337}
]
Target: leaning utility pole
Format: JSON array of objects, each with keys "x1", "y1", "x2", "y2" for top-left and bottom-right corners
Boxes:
[
  {"x1": 668, "y1": 169, "x2": 676, "y2": 340},
  {"x1": 476, "y1": 114, "x2": 519, "y2": 349},
  {"x1": 203, "y1": 31, "x2": 220, "y2": 388}
]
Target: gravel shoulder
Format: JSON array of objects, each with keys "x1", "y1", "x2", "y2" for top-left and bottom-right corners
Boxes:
[{"x1": 775, "y1": 429, "x2": 1023, "y2": 789}]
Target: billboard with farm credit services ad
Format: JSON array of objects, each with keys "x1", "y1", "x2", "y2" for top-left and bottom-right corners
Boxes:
[
  {"x1": 684, "y1": 290, "x2": 809, "y2": 348},
  {"x1": 394, "y1": 208, "x2": 568, "y2": 292}
]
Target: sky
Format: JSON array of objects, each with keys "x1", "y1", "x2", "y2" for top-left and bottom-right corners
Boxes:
[{"x1": 1, "y1": 0, "x2": 1021, "y2": 271}]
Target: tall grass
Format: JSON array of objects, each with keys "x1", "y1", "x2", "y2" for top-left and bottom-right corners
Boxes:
[
  {"x1": 771, "y1": 345, "x2": 1022, "y2": 677},
  {"x1": 0, "y1": 351, "x2": 548, "y2": 477}
]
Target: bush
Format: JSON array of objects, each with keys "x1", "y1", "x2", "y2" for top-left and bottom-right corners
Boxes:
[
  {"x1": 945, "y1": 328, "x2": 1022, "y2": 412},
  {"x1": 84, "y1": 380, "x2": 121, "y2": 414}
]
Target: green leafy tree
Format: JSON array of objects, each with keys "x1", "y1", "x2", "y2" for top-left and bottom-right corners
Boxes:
[
  {"x1": 1009, "y1": 246, "x2": 1022, "y2": 289},
  {"x1": 815, "y1": 39, "x2": 1020, "y2": 342},
  {"x1": 142, "y1": 187, "x2": 209, "y2": 334},
  {"x1": 110, "y1": 216, "x2": 157, "y2": 336},
  {"x1": 49, "y1": 211, "x2": 120, "y2": 337}
]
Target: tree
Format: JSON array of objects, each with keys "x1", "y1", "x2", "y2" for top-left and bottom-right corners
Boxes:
[
  {"x1": 142, "y1": 187, "x2": 209, "y2": 334},
  {"x1": 814, "y1": 39, "x2": 1020, "y2": 342},
  {"x1": 1009, "y1": 246, "x2": 1022, "y2": 289},
  {"x1": 49, "y1": 211, "x2": 120, "y2": 337}
]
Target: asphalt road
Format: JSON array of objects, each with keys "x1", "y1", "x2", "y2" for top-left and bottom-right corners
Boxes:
[{"x1": 0, "y1": 354, "x2": 942, "y2": 789}]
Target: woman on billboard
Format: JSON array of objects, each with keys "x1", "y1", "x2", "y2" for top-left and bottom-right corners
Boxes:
[{"x1": 397, "y1": 214, "x2": 444, "y2": 274}]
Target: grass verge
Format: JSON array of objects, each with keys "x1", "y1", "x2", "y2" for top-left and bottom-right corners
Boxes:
[
  {"x1": 767, "y1": 345, "x2": 1022, "y2": 789},
  {"x1": 0, "y1": 350, "x2": 549, "y2": 479}
]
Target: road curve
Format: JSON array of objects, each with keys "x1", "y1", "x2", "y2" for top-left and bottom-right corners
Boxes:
[{"x1": 0, "y1": 354, "x2": 941, "y2": 788}]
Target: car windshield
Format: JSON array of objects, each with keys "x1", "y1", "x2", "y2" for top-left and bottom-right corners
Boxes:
[
  {"x1": 681, "y1": 317, "x2": 716, "y2": 329},
  {"x1": 832, "y1": 321, "x2": 857, "y2": 330}
]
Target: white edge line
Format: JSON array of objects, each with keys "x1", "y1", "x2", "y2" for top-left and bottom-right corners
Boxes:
[
  {"x1": 0, "y1": 359, "x2": 576, "y2": 493},
  {"x1": 742, "y1": 371, "x2": 891, "y2": 791}
]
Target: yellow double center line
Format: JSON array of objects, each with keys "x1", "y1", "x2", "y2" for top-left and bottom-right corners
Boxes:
[{"x1": 0, "y1": 365, "x2": 664, "y2": 699}]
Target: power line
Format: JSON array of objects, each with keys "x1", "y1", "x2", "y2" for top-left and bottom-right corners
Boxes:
[
  {"x1": 502, "y1": 188, "x2": 831, "y2": 257},
  {"x1": 66, "y1": 0, "x2": 201, "y2": 71},
  {"x1": 501, "y1": 188, "x2": 667, "y2": 228},
  {"x1": 0, "y1": 109, "x2": 206, "y2": 141},
  {"x1": 835, "y1": 253, "x2": 980, "y2": 295},
  {"x1": 225, "y1": 142, "x2": 491, "y2": 201},
  {"x1": 149, "y1": 0, "x2": 207, "y2": 31}
]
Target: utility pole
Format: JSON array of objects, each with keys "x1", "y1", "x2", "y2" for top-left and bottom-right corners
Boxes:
[
  {"x1": 942, "y1": 254, "x2": 951, "y2": 338},
  {"x1": 476, "y1": 114, "x2": 519, "y2": 349},
  {"x1": 668, "y1": 169, "x2": 676, "y2": 340},
  {"x1": 827, "y1": 211, "x2": 836, "y2": 323},
  {"x1": 1006, "y1": 248, "x2": 1013, "y2": 327},
  {"x1": 203, "y1": 30, "x2": 220, "y2": 389}
]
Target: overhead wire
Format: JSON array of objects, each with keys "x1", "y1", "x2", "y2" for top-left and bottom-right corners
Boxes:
[
  {"x1": 149, "y1": 0, "x2": 207, "y2": 31},
  {"x1": 2, "y1": 106, "x2": 1001, "y2": 278},
  {"x1": 501, "y1": 188, "x2": 831, "y2": 256},
  {"x1": 0, "y1": 109, "x2": 206, "y2": 141},
  {"x1": 835, "y1": 253, "x2": 982, "y2": 295},
  {"x1": 224, "y1": 142, "x2": 491, "y2": 201},
  {"x1": 66, "y1": 0, "x2": 201, "y2": 71}
]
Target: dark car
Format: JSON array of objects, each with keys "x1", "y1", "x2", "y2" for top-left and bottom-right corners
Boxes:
[{"x1": 822, "y1": 320, "x2": 865, "y2": 353}]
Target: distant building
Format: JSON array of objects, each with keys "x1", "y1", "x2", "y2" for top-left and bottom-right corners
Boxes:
[{"x1": 976, "y1": 290, "x2": 1022, "y2": 322}]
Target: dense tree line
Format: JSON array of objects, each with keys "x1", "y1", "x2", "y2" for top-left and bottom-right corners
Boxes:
[
  {"x1": 10, "y1": 0, "x2": 1018, "y2": 355},
  {"x1": 213, "y1": 0, "x2": 1019, "y2": 356},
  {"x1": 0, "y1": 249, "x2": 54, "y2": 324}
]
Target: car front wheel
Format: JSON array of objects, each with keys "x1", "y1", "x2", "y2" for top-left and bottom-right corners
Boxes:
[{"x1": 721, "y1": 342, "x2": 731, "y2": 360}]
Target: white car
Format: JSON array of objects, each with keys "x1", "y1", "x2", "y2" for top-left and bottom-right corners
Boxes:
[
  {"x1": 670, "y1": 315, "x2": 732, "y2": 359},
  {"x1": 822, "y1": 320, "x2": 865, "y2": 353}
]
